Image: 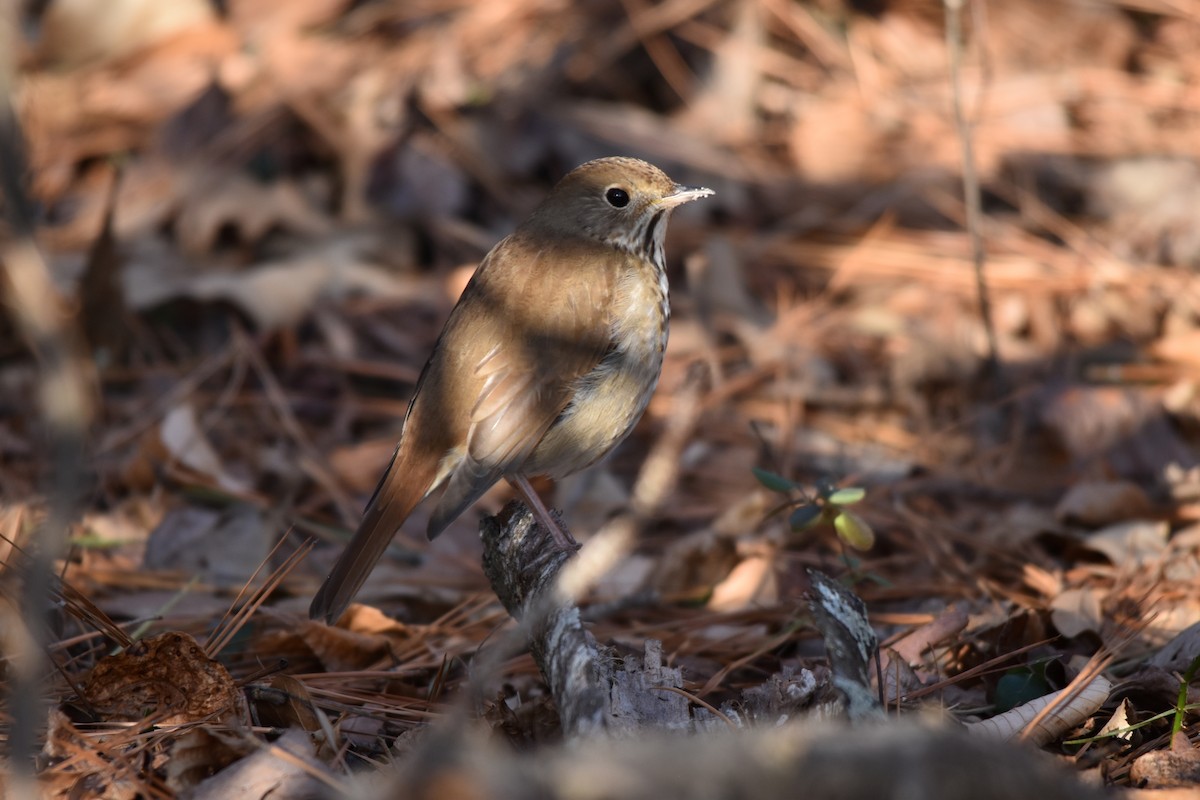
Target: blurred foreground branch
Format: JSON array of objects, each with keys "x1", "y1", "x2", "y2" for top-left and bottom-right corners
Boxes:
[
  {"x1": 0, "y1": 19, "x2": 93, "y2": 785},
  {"x1": 378, "y1": 719, "x2": 1109, "y2": 800}
]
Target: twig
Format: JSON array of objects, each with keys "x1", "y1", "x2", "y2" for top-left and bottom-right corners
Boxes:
[
  {"x1": 617, "y1": 0, "x2": 696, "y2": 102},
  {"x1": 943, "y1": 0, "x2": 1001, "y2": 387},
  {"x1": 234, "y1": 327, "x2": 361, "y2": 525},
  {"x1": 206, "y1": 536, "x2": 315, "y2": 657}
]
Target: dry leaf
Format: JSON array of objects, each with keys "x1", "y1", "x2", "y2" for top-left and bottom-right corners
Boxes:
[
  {"x1": 159, "y1": 404, "x2": 251, "y2": 493},
  {"x1": 83, "y1": 631, "x2": 244, "y2": 725},
  {"x1": 183, "y1": 239, "x2": 413, "y2": 329},
  {"x1": 298, "y1": 604, "x2": 411, "y2": 672},
  {"x1": 174, "y1": 171, "x2": 333, "y2": 254},
  {"x1": 1083, "y1": 520, "x2": 1170, "y2": 569},
  {"x1": 143, "y1": 505, "x2": 269, "y2": 587},
  {"x1": 884, "y1": 606, "x2": 969, "y2": 677},
  {"x1": 1036, "y1": 385, "x2": 1198, "y2": 477},
  {"x1": 1097, "y1": 698, "x2": 1134, "y2": 742},
  {"x1": 254, "y1": 675, "x2": 323, "y2": 733},
  {"x1": 1129, "y1": 730, "x2": 1200, "y2": 789},
  {"x1": 1149, "y1": 621, "x2": 1200, "y2": 672},
  {"x1": 164, "y1": 728, "x2": 248, "y2": 793},
  {"x1": 967, "y1": 675, "x2": 1112, "y2": 745},
  {"x1": 707, "y1": 555, "x2": 777, "y2": 611},
  {"x1": 1054, "y1": 480, "x2": 1154, "y2": 527},
  {"x1": 40, "y1": 0, "x2": 216, "y2": 67},
  {"x1": 1050, "y1": 587, "x2": 1105, "y2": 639},
  {"x1": 185, "y1": 729, "x2": 329, "y2": 800}
]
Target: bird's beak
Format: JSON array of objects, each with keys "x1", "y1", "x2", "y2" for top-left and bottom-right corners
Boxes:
[{"x1": 659, "y1": 183, "x2": 714, "y2": 209}]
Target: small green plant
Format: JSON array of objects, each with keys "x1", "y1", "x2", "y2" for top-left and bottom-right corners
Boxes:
[
  {"x1": 752, "y1": 468, "x2": 875, "y2": 550},
  {"x1": 993, "y1": 661, "x2": 1055, "y2": 713},
  {"x1": 1173, "y1": 651, "x2": 1200, "y2": 736}
]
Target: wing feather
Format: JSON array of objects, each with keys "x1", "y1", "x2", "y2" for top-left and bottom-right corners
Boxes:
[{"x1": 425, "y1": 237, "x2": 619, "y2": 537}]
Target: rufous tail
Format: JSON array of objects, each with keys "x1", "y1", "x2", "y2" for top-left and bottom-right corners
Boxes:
[{"x1": 309, "y1": 451, "x2": 433, "y2": 624}]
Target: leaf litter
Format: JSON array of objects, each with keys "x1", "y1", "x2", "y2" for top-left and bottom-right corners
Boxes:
[{"x1": 3, "y1": 0, "x2": 1200, "y2": 795}]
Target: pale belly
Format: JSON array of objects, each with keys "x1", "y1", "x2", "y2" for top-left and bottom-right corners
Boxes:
[{"x1": 521, "y1": 266, "x2": 668, "y2": 478}]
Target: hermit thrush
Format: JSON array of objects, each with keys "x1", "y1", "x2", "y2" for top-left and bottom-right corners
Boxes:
[{"x1": 310, "y1": 157, "x2": 713, "y2": 623}]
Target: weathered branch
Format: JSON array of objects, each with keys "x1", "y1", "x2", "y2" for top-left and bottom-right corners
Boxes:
[
  {"x1": 480, "y1": 502, "x2": 610, "y2": 737},
  {"x1": 479, "y1": 502, "x2": 696, "y2": 737}
]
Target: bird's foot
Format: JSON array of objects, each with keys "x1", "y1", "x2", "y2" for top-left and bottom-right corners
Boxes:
[{"x1": 509, "y1": 473, "x2": 580, "y2": 552}]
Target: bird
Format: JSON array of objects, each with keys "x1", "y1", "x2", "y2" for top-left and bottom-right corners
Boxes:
[{"x1": 309, "y1": 157, "x2": 713, "y2": 624}]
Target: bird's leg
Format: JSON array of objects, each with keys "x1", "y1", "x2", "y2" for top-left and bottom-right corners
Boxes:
[{"x1": 508, "y1": 474, "x2": 580, "y2": 550}]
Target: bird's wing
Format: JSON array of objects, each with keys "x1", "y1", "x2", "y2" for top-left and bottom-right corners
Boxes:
[{"x1": 425, "y1": 237, "x2": 619, "y2": 537}]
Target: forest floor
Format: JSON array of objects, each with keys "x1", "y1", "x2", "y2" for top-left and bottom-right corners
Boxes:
[{"x1": 4, "y1": 0, "x2": 1200, "y2": 797}]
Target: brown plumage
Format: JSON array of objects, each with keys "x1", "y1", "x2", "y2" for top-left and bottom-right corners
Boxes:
[{"x1": 309, "y1": 157, "x2": 713, "y2": 624}]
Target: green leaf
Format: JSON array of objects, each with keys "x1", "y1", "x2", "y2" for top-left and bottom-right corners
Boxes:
[
  {"x1": 752, "y1": 467, "x2": 799, "y2": 493},
  {"x1": 789, "y1": 503, "x2": 824, "y2": 531},
  {"x1": 827, "y1": 487, "x2": 866, "y2": 506},
  {"x1": 834, "y1": 509, "x2": 875, "y2": 550},
  {"x1": 994, "y1": 668, "x2": 1052, "y2": 713}
]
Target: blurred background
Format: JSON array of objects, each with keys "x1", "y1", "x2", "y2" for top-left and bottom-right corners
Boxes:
[{"x1": 4, "y1": 0, "x2": 1200, "y2": 790}]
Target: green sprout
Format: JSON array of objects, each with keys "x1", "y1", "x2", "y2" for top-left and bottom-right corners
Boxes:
[
  {"x1": 1173, "y1": 651, "x2": 1200, "y2": 736},
  {"x1": 752, "y1": 468, "x2": 875, "y2": 550}
]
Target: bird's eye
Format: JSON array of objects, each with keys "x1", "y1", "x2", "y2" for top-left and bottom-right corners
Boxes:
[{"x1": 605, "y1": 187, "x2": 631, "y2": 208}]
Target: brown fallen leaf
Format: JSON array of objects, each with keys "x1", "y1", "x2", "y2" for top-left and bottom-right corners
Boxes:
[
  {"x1": 1035, "y1": 384, "x2": 1199, "y2": 478},
  {"x1": 253, "y1": 675, "x2": 323, "y2": 734},
  {"x1": 173, "y1": 168, "x2": 333, "y2": 254},
  {"x1": 707, "y1": 554, "x2": 778, "y2": 611},
  {"x1": 650, "y1": 529, "x2": 740, "y2": 599},
  {"x1": 1054, "y1": 480, "x2": 1154, "y2": 527},
  {"x1": 1081, "y1": 519, "x2": 1170, "y2": 571},
  {"x1": 164, "y1": 728, "x2": 249, "y2": 793},
  {"x1": 1049, "y1": 586, "x2": 1104, "y2": 639},
  {"x1": 297, "y1": 604, "x2": 412, "y2": 672},
  {"x1": 82, "y1": 631, "x2": 245, "y2": 726},
  {"x1": 39, "y1": 0, "x2": 217, "y2": 68},
  {"x1": 158, "y1": 403, "x2": 252, "y2": 493},
  {"x1": 21, "y1": 22, "x2": 237, "y2": 201},
  {"x1": 171, "y1": 237, "x2": 416, "y2": 330},
  {"x1": 1130, "y1": 730, "x2": 1200, "y2": 789}
]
